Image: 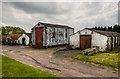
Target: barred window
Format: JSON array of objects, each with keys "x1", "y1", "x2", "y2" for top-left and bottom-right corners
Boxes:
[{"x1": 65, "y1": 29, "x2": 67, "y2": 38}]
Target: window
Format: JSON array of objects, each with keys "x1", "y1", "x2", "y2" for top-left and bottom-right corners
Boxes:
[
  {"x1": 52, "y1": 28, "x2": 55, "y2": 38},
  {"x1": 65, "y1": 29, "x2": 67, "y2": 38},
  {"x1": 38, "y1": 23, "x2": 40, "y2": 26}
]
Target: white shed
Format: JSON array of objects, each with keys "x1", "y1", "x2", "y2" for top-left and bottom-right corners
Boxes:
[
  {"x1": 70, "y1": 28, "x2": 120, "y2": 51},
  {"x1": 17, "y1": 33, "x2": 32, "y2": 45},
  {"x1": 6, "y1": 34, "x2": 22, "y2": 44},
  {"x1": 32, "y1": 22, "x2": 74, "y2": 47}
]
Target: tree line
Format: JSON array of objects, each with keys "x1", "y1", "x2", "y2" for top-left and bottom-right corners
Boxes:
[
  {"x1": 1, "y1": 26, "x2": 26, "y2": 35},
  {"x1": 92, "y1": 25, "x2": 120, "y2": 33}
]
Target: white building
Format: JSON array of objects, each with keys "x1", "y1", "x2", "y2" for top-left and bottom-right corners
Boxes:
[
  {"x1": 6, "y1": 34, "x2": 22, "y2": 44},
  {"x1": 32, "y1": 22, "x2": 74, "y2": 47},
  {"x1": 70, "y1": 28, "x2": 120, "y2": 51},
  {"x1": 17, "y1": 33, "x2": 32, "y2": 45}
]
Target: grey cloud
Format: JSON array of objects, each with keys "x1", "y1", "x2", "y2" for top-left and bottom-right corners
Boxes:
[
  {"x1": 118, "y1": 1, "x2": 120, "y2": 24},
  {"x1": 3, "y1": 2, "x2": 72, "y2": 15},
  {"x1": 2, "y1": 2, "x2": 118, "y2": 33}
]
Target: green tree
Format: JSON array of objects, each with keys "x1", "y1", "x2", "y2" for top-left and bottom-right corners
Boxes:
[
  {"x1": 92, "y1": 25, "x2": 120, "y2": 33},
  {"x1": 108, "y1": 26, "x2": 113, "y2": 31},
  {"x1": 100, "y1": 26, "x2": 103, "y2": 30},
  {"x1": 94, "y1": 26, "x2": 98, "y2": 30},
  {"x1": 113, "y1": 25, "x2": 120, "y2": 33},
  {"x1": 103, "y1": 26, "x2": 107, "y2": 31},
  {"x1": 1, "y1": 27, "x2": 6, "y2": 35},
  {"x1": 1, "y1": 26, "x2": 26, "y2": 35}
]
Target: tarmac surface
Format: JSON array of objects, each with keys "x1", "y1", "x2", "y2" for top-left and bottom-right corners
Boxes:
[{"x1": 1, "y1": 45, "x2": 118, "y2": 77}]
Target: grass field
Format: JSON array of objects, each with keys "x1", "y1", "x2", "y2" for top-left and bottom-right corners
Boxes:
[
  {"x1": 1, "y1": 55, "x2": 59, "y2": 77},
  {"x1": 71, "y1": 47, "x2": 120, "y2": 69},
  {"x1": 0, "y1": 55, "x2": 2, "y2": 78}
]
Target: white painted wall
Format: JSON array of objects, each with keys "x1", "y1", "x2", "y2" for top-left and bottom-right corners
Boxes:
[
  {"x1": 70, "y1": 32, "x2": 80, "y2": 48},
  {"x1": 70, "y1": 28, "x2": 108, "y2": 51},
  {"x1": 17, "y1": 34, "x2": 30, "y2": 45},
  {"x1": 92, "y1": 31, "x2": 108, "y2": 51},
  {"x1": 6, "y1": 34, "x2": 11, "y2": 42},
  {"x1": 80, "y1": 29, "x2": 92, "y2": 35}
]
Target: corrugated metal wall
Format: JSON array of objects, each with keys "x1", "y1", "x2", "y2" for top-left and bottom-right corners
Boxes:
[
  {"x1": 44, "y1": 26, "x2": 74, "y2": 47},
  {"x1": 32, "y1": 28, "x2": 36, "y2": 45}
]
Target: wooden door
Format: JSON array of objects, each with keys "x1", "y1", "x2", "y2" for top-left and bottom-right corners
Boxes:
[
  {"x1": 80, "y1": 35, "x2": 91, "y2": 50},
  {"x1": 35, "y1": 27, "x2": 43, "y2": 47},
  {"x1": 7, "y1": 38, "x2": 10, "y2": 42}
]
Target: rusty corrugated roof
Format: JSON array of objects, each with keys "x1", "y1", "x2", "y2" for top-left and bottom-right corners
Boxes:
[
  {"x1": 2, "y1": 35, "x2": 6, "y2": 41},
  {"x1": 87, "y1": 28, "x2": 120, "y2": 37},
  {"x1": 92, "y1": 30, "x2": 120, "y2": 37},
  {"x1": 10, "y1": 34, "x2": 22, "y2": 40},
  {"x1": 35, "y1": 22, "x2": 74, "y2": 29}
]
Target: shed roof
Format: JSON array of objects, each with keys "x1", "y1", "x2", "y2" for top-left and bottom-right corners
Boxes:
[
  {"x1": 2, "y1": 35, "x2": 6, "y2": 41},
  {"x1": 10, "y1": 34, "x2": 22, "y2": 40},
  {"x1": 35, "y1": 22, "x2": 74, "y2": 29},
  {"x1": 25, "y1": 33, "x2": 32, "y2": 38},
  {"x1": 87, "y1": 28, "x2": 120, "y2": 37}
]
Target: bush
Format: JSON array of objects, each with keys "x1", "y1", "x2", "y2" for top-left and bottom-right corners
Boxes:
[{"x1": 72, "y1": 48, "x2": 80, "y2": 50}]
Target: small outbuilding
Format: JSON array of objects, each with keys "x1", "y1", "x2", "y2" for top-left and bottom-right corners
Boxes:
[
  {"x1": 17, "y1": 33, "x2": 32, "y2": 45},
  {"x1": 2, "y1": 35, "x2": 6, "y2": 44},
  {"x1": 32, "y1": 22, "x2": 74, "y2": 47},
  {"x1": 70, "y1": 28, "x2": 120, "y2": 51},
  {"x1": 6, "y1": 34, "x2": 22, "y2": 44}
]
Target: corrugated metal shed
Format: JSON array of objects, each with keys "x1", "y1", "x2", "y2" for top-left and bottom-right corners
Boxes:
[{"x1": 32, "y1": 22, "x2": 74, "y2": 47}]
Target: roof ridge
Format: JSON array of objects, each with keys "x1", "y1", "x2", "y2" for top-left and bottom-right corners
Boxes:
[{"x1": 37, "y1": 22, "x2": 74, "y2": 29}]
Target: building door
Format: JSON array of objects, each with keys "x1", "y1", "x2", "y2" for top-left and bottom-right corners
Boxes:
[
  {"x1": 80, "y1": 35, "x2": 91, "y2": 50},
  {"x1": 22, "y1": 38, "x2": 25, "y2": 45},
  {"x1": 35, "y1": 27, "x2": 43, "y2": 47},
  {"x1": 7, "y1": 38, "x2": 10, "y2": 42}
]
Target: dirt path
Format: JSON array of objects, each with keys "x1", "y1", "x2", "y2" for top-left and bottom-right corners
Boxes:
[{"x1": 1, "y1": 45, "x2": 118, "y2": 77}]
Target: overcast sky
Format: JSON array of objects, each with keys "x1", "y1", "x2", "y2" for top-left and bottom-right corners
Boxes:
[{"x1": 2, "y1": 2, "x2": 118, "y2": 33}]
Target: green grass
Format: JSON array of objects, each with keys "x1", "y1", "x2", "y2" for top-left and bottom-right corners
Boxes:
[
  {"x1": 0, "y1": 55, "x2": 2, "y2": 78},
  {"x1": 1, "y1": 55, "x2": 59, "y2": 77},
  {"x1": 71, "y1": 47, "x2": 120, "y2": 69},
  {"x1": 53, "y1": 50, "x2": 60, "y2": 54}
]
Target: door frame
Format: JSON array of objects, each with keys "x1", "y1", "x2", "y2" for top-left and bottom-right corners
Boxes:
[
  {"x1": 80, "y1": 35, "x2": 91, "y2": 50},
  {"x1": 22, "y1": 38, "x2": 25, "y2": 45}
]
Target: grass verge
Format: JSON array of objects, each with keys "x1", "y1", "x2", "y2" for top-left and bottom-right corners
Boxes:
[
  {"x1": 1, "y1": 55, "x2": 59, "y2": 77},
  {"x1": 71, "y1": 47, "x2": 120, "y2": 69}
]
